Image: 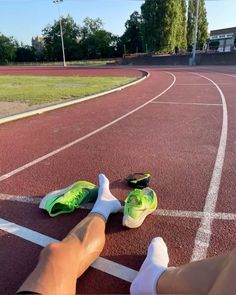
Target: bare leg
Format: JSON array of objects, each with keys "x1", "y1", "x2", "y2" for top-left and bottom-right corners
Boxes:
[
  {"x1": 157, "y1": 249, "x2": 236, "y2": 295},
  {"x1": 17, "y1": 213, "x2": 105, "y2": 295},
  {"x1": 17, "y1": 174, "x2": 121, "y2": 295}
]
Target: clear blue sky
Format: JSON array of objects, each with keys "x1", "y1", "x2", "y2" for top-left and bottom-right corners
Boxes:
[{"x1": 0, "y1": 0, "x2": 235, "y2": 45}]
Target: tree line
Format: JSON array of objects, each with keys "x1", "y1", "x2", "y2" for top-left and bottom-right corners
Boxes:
[
  {"x1": 123, "y1": 0, "x2": 208, "y2": 54},
  {"x1": 0, "y1": 0, "x2": 208, "y2": 64}
]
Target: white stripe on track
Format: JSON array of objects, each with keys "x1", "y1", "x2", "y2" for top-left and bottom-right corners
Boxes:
[
  {"x1": 1, "y1": 194, "x2": 236, "y2": 221},
  {"x1": 176, "y1": 83, "x2": 212, "y2": 86},
  {"x1": 0, "y1": 194, "x2": 42, "y2": 204},
  {"x1": 190, "y1": 73, "x2": 228, "y2": 262},
  {"x1": 0, "y1": 218, "x2": 138, "y2": 283},
  {"x1": 222, "y1": 74, "x2": 236, "y2": 78},
  {"x1": 176, "y1": 83, "x2": 231, "y2": 86},
  {"x1": 154, "y1": 209, "x2": 236, "y2": 221},
  {"x1": 151, "y1": 102, "x2": 222, "y2": 106},
  {"x1": 0, "y1": 72, "x2": 176, "y2": 183}
]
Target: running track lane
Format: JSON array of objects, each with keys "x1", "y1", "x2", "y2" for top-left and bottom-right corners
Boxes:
[
  {"x1": 0, "y1": 70, "x2": 171, "y2": 175},
  {"x1": 201, "y1": 72, "x2": 236, "y2": 258},
  {"x1": 0, "y1": 68, "x2": 235, "y2": 294},
  {"x1": 0, "y1": 66, "x2": 143, "y2": 77},
  {"x1": 200, "y1": 72, "x2": 236, "y2": 215}
]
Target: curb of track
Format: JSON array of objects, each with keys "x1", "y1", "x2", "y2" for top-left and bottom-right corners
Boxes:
[{"x1": 0, "y1": 69, "x2": 150, "y2": 125}]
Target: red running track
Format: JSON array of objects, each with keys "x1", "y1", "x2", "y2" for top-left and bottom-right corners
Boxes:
[
  {"x1": 0, "y1": 66, "x2": 144, "y2": 77},
  {"x1": 0, "y1": 66, "x2": 235, "y2": 294}
]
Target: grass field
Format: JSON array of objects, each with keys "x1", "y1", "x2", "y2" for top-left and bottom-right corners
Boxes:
[{"x1": 0, "y1": 75, "x2": 134, "y2": 105}]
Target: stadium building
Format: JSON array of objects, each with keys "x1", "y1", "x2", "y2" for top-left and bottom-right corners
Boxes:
[{"x1": 209, "y1": 27, "x2": 236, "y2": 52}]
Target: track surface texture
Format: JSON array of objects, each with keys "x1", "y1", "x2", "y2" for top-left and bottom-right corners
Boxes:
[{"x1": 0, "y1": 66, "x2": 235, "y2": 294}]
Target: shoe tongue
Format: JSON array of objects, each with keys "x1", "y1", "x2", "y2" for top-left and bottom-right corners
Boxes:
[
  {"x1": 128, "y1": 189, "x2": 143, "y2": 206},
  {"x1": 129, "y1": 196, "x2": 140, "y2": 205}
]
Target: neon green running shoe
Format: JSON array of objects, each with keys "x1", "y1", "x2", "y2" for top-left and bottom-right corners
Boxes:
[
  {"x1": 123, "y1": 188, "x2": 158, "y2": 228},
  {"x1": 39, "y1": 181, "x2": 98, "y2": 217}
]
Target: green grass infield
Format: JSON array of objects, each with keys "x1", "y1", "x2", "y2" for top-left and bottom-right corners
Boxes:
[{"x1": 0, "y1": 75, "x2": 135, "y2": 105}]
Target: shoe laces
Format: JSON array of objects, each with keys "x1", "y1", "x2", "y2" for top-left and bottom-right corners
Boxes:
[
  {"x1": 68, "y1": 198, "x2": 80, "y2": 209},
  {"x1": 63, "y1": 189, "x2": 87, "y2": 209}
]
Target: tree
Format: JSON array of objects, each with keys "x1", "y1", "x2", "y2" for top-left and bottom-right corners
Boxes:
[
  {"x1": 42, "y1": 15, "x2": 121, "y2": 61},
  {"x1": 78, "y1": 17, "x2": 117, "y2": 59},
  {"x1": 187, "y1": 0, "x2": 208, "y2": 50},
  {"x1": 187, "y1": 0, "x2": 195, "y2": 50},
  {"x1": 141, "y1": 0, "x2": 163, "y2": 52},
  {"x1": 15, "y1": 45, "x2": 36, "y2": 62},
  {"x1": 197, "y1": 0, "x2": 208, "y2": 49},
  {"x1": 160, "y1": 0, "x2": 185, "y2": 52},
  {"x1": 141, "y1": 0, "x2": 187, "y2": 53},
  {"x1": 80, "y1": 17, "x2": 103, "y2": 39},
  {"x1": 178, "y1": 0, "x2": 187, "y2": 49},
  {"x1": 121, "y1": 11, "x2": 143, "y2": 53},
  {"x1": 80, "y1": 30, "x2": 114, "y2": 59},
  {"x1": 110, "y1": 35, "x2": 124, "y2": 57},
  {"x1": 42, "y1": 15, "x2": 80, "y2": 61},
  {"x1": 0, "y1": 33, "x2": 16, "y2": 64}
]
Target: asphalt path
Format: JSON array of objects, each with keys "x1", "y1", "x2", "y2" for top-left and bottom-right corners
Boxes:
[{"x1": 0, "y1": 66, "x2": 235, "y2": 294}]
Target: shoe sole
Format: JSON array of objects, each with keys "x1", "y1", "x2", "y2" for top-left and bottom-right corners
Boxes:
[{"x1": 122, "y1": 207, "x2": 157, "y2": 228}]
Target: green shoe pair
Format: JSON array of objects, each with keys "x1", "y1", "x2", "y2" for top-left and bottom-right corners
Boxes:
[{"x1": 40, "y1": 181, "x2": 158, "y2": 228}]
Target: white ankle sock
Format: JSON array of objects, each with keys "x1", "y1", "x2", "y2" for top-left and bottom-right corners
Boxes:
[
  {"x1": 91, "y1": 174, "x2": 121, "y2": 221},
  {"x1": 130, "y1": 237, "x2": 169, "y2": 295}
]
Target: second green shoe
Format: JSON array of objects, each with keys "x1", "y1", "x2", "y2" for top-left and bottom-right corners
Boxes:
[
  {"x1": 123, "y1": 187, "x2": 158, "y2": 228},
  {"x1": 39, "y1": 181, "x2": 98, "y2": 217}
]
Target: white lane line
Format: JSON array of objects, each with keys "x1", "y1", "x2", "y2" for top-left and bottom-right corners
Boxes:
[
  {"x1": 0, "y1": 217, "x2": 57, "y2": 246},
  {"x1": 0, "y1": 218, "x2": 138, "y2": 283},
  {"x1": 211, "y1": 212, "x2": 234, "y2": 221},
  {"x1": 154, "y1": 209, "x2": 236, "y2": 221},
  {"x1": 151, "y1": 102, "x2": 222, "y2": 106},
  {"x1": 191, "y1": 73, "x2": 228, "y2": 262},
  {"x1": 222, "y1": 74, "x2": 236, "y2": 78},
  {"x1": 1, "y1": 194, "x2": 236, "y2": 221},
  {"x1": 176, "y1": 83, "x2": 231, "y2": 86},
  {"x1": 217, "y1": 83, "x2": 232, "y2": 85},
  {"x1": 0, "y1": 194, "x2": 42, "y2": 204},
  {"x1": 176, "y1": 83, "x2": 212, "y2": 86},
  {"x1": 0, "y1": 72, "x2": 176, "y2": 183}
]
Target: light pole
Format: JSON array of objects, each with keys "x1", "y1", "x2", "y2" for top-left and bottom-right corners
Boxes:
[
  {"x1": 192, "y1": 0, "x2": 199, "y2": 66},
  {"x1": 53, "y1": 0, "x2": 66, "y2": 67}
]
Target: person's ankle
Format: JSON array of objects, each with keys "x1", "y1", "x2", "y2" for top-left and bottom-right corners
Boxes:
[
  {"x1": 90, "y1": 174, "x2": 121, "y2": 220},
  {"x1": 130, "y1": 237, "x2": 169, "y2": 295},
  {"x1": 156, "y1": 267, "x2": 176, "y2": 294},
  {"x1": 89, "y1": 212, "x2": 107, "y2": 223}
]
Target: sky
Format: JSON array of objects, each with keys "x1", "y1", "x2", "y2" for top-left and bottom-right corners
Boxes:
[{"x1": 0, "y1": 0, "x2": 235, "y2": 45}]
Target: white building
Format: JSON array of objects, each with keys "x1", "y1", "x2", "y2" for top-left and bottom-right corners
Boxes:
[{"x1": 209, "y1": 27, "x2": 236, "y2": 52}]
